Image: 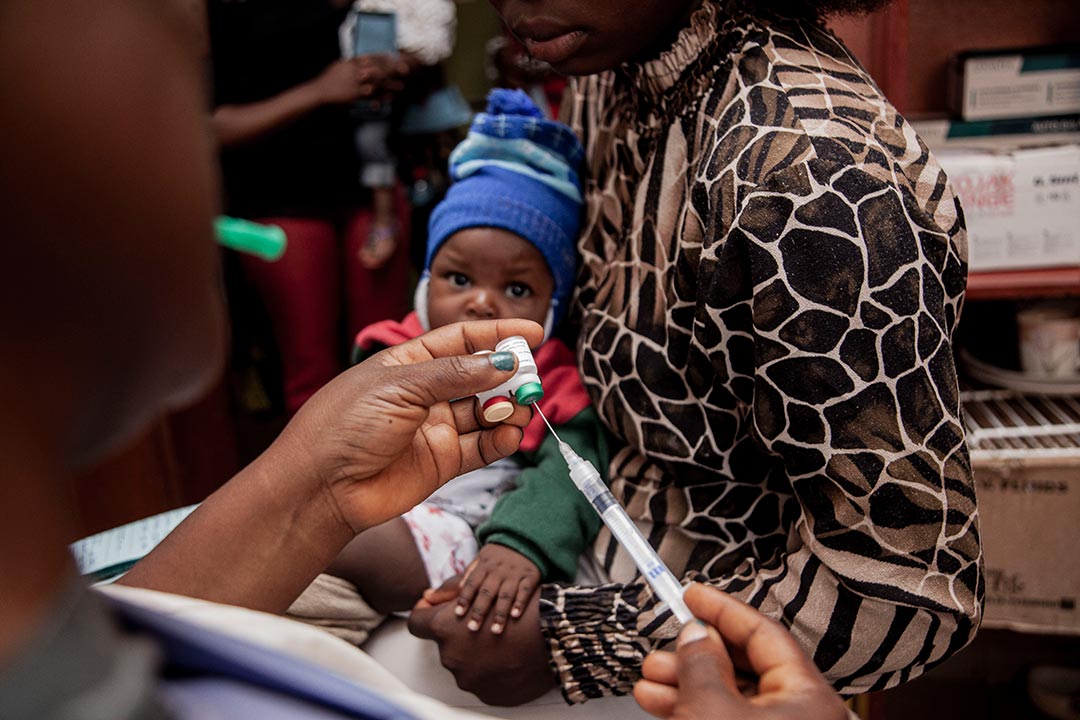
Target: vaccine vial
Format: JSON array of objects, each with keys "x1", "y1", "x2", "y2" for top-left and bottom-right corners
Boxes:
[{"x1": 476, "y1": 336, "x2": 544, "y2": 422}]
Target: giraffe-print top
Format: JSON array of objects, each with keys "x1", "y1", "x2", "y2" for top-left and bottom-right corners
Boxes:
[{"x1": 537, "y1": 0, "x2": 982, "y2": 703}]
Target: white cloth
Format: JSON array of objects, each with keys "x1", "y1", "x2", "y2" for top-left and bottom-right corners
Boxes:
[
  {"x1": 401, "y1": 458, "x2": 518, "y2": 586},
  {"x1": 424, "y1": 457, "x2": 518, "y2": 528},
  {"x1": 339, "y1": 0, "x2": 456, "y2": 65}
]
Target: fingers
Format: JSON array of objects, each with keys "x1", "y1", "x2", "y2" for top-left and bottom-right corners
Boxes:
[
  {"x1": 676, "y1": 620, "x2": 740, "y2": 698},
  {"x1": 383, "y1": 320, "x2": 543, "y2": 367},
  {"x1": 407, "y1": 603, "x2": 439, "y2": 641},
  {"x1": 466, "y1": 574, "x2": 501, "y2": 632},
  {"x1": 422, "y1": 575, "x2": 462, "y2": 607},
  {"x1": 451, "y1": 425, "x2": 524, "y2": 477},
  {"x1": 484, "y1": 571, "x2": 535, "y2": 635},
  {"x1": 448, "y1": 393, "x2": 532, "y2": 435},
  {"x1": 351, "y1": 54, "x2": 410, "y2": 77},
  {"x1": 488, "y1": 580, "x2": 516, "y2": 634},
  {"x1": 455, "y1": 563, "x2": 487, "y2": 628},
  {"x1": 641, "y1": 650, "x2": 678, "y2": 686},
  {"x1": 682, "y1": 584, "x2": 816, "y2": 685},
  {"x1": 388, "y1": 353, "x2": 525, "y2": 410},
  {"x1": 635, "y1": 627, "x2": 738, "y2": 718},
  {"x1": 353, "y1": 69, "x2": 403, "y2": 94},
  {"x1": 509, "y1": 572, "x2": 537, "y2": 621},
  {"x1": 632, "y1": 679, "x2": 678, "y2": 719}
]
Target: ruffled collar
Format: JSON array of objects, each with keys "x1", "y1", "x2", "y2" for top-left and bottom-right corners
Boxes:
[{"x1": 612, "y1": 0, "x2": 749, "y2": 127}]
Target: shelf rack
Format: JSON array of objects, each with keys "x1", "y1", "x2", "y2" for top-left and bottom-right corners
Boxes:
[{"x1": 963, "y1": 389, "x2": 1080, "y2": 462}]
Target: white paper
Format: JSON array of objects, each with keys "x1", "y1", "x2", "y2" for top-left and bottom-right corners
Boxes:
[{"x1": 70, "y1": 504, "x2": 198, "y2": 579}]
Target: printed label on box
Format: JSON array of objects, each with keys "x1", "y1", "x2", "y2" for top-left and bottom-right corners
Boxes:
[{"x1": 938, "y1": 145, "x2": 1080, "y2": 271}]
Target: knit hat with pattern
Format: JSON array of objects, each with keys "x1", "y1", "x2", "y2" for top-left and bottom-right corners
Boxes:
[{"x1": 416, "y1": 89, "x2": 584, "y2": 338}]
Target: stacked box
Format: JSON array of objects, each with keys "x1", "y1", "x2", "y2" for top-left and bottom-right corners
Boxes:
[
  {"x1": 962, "y1": 391, "x2": 1080, "y2": 635},
  {"x1": 936, "y1": 144, "x2": 1080, "y2": 272},
  {"x1": 949, "y1": 46, "x2": 1080, "y2": 122}
]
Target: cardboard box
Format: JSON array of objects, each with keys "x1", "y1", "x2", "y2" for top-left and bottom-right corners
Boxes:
[
  {"x1": 936, "y1": 144, "x2": 1080, "y2": 272},
  {"x1": 949, "y1": 47, "x2": 1080, "y2": 121},
  {"x1": 975, "y1": 455, "x2": 1080, "y2": 635},
  {"x1": 910, "y1": 114, "x2": 1080, "y2": 153}
]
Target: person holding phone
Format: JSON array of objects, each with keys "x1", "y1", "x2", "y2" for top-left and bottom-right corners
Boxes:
[
  {"x1": 338, "y1": 0, "x2": 457, "y2": 269},
  {"x1": 208, "y1": 0, "x2": 416, "y2": 416}
]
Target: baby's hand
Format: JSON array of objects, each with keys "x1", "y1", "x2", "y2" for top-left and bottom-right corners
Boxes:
[{"x1": 455, "y1": 544, "x2": 540, "y2": 634}]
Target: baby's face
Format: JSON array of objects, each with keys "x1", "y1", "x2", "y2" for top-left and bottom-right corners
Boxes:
[{"x1": 427, "y1": 228, "x2": 554, "y2": 329}]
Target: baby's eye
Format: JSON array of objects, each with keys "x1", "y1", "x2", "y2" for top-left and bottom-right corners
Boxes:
[
  {"x1": 506, "y1": 282, "x2": 532, "y2": 299},
  {"x1": 446, "y1": 272, "x2": 470, "y2": 288}
]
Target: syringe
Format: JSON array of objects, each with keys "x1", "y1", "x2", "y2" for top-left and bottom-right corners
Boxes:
[{"x1": 535, "y1": 406, "x2": 693, "y2": 625}]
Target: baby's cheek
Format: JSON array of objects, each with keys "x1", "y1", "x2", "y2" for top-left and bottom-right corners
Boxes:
[{"x1": 426, "y1": 297, "x2": 464, "y2": 328}]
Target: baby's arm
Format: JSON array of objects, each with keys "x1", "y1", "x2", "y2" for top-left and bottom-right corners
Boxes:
[{"x1": 459, "y1": 407, "x2": 609, "y2": 633}]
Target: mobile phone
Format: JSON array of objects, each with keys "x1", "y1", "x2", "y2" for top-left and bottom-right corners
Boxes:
[
  {"x1": 351, "y1": 11, "x2": 396, "y2": 57},
  {"x1": 345, "y1": 10, "x2": 397, "y2": 120}
]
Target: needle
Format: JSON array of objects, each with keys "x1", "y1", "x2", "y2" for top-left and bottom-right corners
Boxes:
[{"x1": 535, "y1": 403, "x2": 563, "y2": 443}]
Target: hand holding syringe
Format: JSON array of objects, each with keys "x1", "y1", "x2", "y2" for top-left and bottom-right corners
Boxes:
[{"x1": 537, "y1": 406, "x2": 693, "y2": 625}]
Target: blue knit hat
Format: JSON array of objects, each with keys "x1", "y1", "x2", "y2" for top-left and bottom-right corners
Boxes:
[{"x1": 415, "y1": 89, "x2": 584, "y2": 339}]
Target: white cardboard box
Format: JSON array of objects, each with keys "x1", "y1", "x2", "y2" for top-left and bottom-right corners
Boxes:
[
  {"x1": 937, "y1": 144, "x2": 1080, "y2": 272},
  {"x1": 951, "y1": 51, "x2": 1080, "y2": 121}
]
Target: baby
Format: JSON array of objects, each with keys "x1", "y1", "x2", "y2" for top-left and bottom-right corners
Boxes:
[{"x1": 289, "y1": 89, "x2": 608, "y2": 639}]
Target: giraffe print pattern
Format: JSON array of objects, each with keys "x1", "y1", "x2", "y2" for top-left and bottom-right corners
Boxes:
[{"x1": 538, "y1": 0, "x2": 982, "y2": 703}]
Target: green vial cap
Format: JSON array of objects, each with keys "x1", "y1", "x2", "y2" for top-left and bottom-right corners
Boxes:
[{"x1": 515, "y1": 382, "x2": 544, "y2": 406}]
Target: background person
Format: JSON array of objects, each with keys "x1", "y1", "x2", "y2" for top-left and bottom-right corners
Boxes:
[
  {"x1": 338, "y1": 0, "x2": 457, "y2": 268},
  {"x1": 0, "y1": 2, "x2": 534, "y2": 715},
  {"x1": 208, "y1": 0, "x2": 413, "y2": 415}
]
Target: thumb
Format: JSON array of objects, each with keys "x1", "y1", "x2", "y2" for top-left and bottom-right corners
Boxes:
[
  {"x1": 423, "y1": 574, "x2": 463, "y2": 606},
  {"x1": 386, "y1": 351, "x2": 518, "y2": 407},
  {"x1": 675, "y1": 621, "x2": 742, "y2": 708},
  {"x1": 407, "y1": 603, "x2": 442, "y2": 641}
]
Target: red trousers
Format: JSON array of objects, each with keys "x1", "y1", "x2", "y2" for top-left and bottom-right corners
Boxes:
[{"x1": 239, "y1": 200, "x2": 410, "y2": 414}]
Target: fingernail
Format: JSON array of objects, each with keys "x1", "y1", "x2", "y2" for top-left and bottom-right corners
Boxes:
[
  {"x1": 454, "y1": 605, "x2": 466, "y2": 617},
  {"x1": 510, "y1": 607, "x2": 521, "y2": 618},
  {"x1": 490, "y1": 351, "x2": 515, "y2": 371},
  {"x1": 678, "y1": 620, "x2": 710, "y2": 647},
  {"x1": 491, "y1": 623, "x2": 503, "y2": 634},
  {"x1": 467, "y1": 619, "x2": 480, "y2": 632}
]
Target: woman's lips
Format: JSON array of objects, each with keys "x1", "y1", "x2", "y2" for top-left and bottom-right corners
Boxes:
[{"x1": 520, "y1": 30, "x2": 587, "y2": 65}]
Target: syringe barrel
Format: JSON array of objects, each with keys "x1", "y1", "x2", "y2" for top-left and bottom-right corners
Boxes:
[
  {"x1": 597, "y1": 501, "x2": 693, "y2": 624},
  {"x1": 567, "y1": 456, "x2": 692, "y2": 624}
]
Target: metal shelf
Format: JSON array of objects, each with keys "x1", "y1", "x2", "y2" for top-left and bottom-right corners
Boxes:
[{"x1": 962, "y1": 389, "x2": 1080, "y2": 462}]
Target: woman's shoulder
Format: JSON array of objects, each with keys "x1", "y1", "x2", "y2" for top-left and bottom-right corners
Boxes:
[
  {"x1": 731, "y1": 19, "x2": 893, "y2": 140},
  {"x1": 709, "y1": 17, "x2": 956, "y2": 218}
]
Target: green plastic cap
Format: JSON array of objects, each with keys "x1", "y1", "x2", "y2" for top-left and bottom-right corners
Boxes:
[
  {"x1": 214, "y1": 216, "x2": 287, "y2": 261},
  {"x1": 514, "y1": 382, "x2": 544, "y2": 406}
]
